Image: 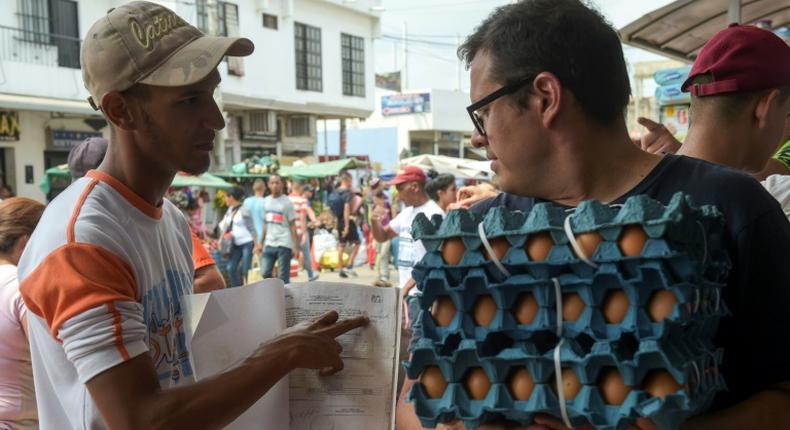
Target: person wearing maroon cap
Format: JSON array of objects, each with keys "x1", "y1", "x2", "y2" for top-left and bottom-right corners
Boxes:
[
  {"x1": 676, "y1": 24, "x2": 790, "y2": 174},
  {"x1": 372, "y1": 166, "x2": 443, "y2": 293},
  {"x1": 399, "y1": 1, "x2": 790, "y2": 429}
]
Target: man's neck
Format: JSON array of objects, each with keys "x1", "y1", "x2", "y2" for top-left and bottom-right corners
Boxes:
[
  {"x1": 98, "y1": 137, "x2": 174, "y2": 208},
  {"x1": 529, "y1": 123, "x2": 663, "y2": 207},
  {"x1": 679, "y1": 120, "x2": 752, "y2": 171},
  {"x1": 272, "y1": 192, "x2": 282, "y2": 198}
]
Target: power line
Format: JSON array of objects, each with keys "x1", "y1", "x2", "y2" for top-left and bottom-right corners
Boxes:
[{"x1": 380, "y1": 34, "x2": 459, "y2": 48}]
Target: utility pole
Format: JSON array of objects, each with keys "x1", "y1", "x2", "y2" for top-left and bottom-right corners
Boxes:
[
  {"x1": 339, "y1": 118, "x2": 347, "y2": 158},
  {"x1": 402, "y1": 22, "x2": 408, "y2": 91},
  {"x1": 456, "y1": 33, "x2": 462, "y2": 91}
]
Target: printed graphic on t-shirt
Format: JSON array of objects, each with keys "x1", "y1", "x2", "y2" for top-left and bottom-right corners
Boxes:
[
  {"x1": 265, "y1": 211, "x2": 285, "y2": 225},
  {"x1": 142, "y1": 269, "x2": 194, "y2": 385},
  {"x1": 397, "y1": 231, "x2": 416, "y2": 269}
]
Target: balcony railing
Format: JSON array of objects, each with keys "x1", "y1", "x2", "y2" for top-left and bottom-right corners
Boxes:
[{"x1": 0, "y1": 25, "x2": 80, "y2": 69}]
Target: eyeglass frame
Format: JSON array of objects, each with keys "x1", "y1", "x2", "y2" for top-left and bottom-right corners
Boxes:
[{"x1": 466, "y1": 77, "x2": 534, "y2": 136}]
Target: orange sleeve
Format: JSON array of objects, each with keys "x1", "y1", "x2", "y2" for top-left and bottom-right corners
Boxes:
[
  {"x1": 191, "y1": 229, "x2": 215, "y2": 270},
  {"x1": 20, "y1": 243, "x2": 137, "y2": 338}
]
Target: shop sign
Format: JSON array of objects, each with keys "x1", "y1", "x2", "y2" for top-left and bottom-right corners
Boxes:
[
  {"x1": 0, "y1": 111, "x2": 20, "y2": 142},
  {"x1": 382, "y1": 93, "x2": 431, "y2": 116},
  {"x1": 52, "y1": 130, "x2": 103, "y2": 149}
]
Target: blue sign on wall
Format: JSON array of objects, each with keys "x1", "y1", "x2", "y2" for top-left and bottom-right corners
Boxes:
[
  {"x1": 381, "y1": 93, "x2": 431, "y2": 116},
  {"x1": 51, "y1": 130, "x2": 103, "y2": 149}
]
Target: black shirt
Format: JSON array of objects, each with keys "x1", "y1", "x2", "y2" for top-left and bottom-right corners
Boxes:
[{"x1": 472, "y1": 154, "x2": 790, "y2": 411}]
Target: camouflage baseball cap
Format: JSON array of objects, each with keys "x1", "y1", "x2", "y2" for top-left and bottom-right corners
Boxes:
[{"x1": 81, "y1": 1, "x2": 254, "y2": 110}]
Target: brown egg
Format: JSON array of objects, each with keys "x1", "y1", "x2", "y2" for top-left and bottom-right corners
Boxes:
[
  {"x1": 552, "y1": 367, "x2": 582, "y2": 401},
  {"x1": 431, "y1": 295, "x2": 457, "y2": 327},
  {"x1": 441, "y1": 237, "x2": 466, "y2": 265},
  {"x1": 513, "y1": 293, "x2": 539, "y2": 325},
  {"x1": 465, "y1": 367, "x2": 491, "y2": 400},
  {"x1": 618, "y1": 224, "x2": 649, "y2": 257},
  {"x1": 484, "y1": 237, "x2": 510, "y2": 261},
  {"x1": 599, "y1": 367, "x2": 631, "y2": 405},
  {"x1": 647, "y1": 290, "x2": 678, "y2": 322},
  {"x1": 473, "y1": 295, "x2": 497, "y2": 326},
  {"x1": 562, "y1": 293, "x2": 585, "y2": 321},
  {"x1": 643, "y1": 370, "x2": 681, "y2": 399},
  {"x1": 573, "y1": 231, "x2": 603, "y2": 260},
  {"x1": 602, "y1": 289, "x2": 629, "y2": 324},
  {"x1": 525, "y1": 232, "x2": 554, "y2": 261},
  {"x1": 508, "y1": 367, "x2": 535, "y2": 401},
  {"x1": 420, "y1": 366, "x2": 448, "y2": 399}
]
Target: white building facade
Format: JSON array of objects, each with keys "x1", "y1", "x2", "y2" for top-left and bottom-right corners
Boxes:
[{"x1": 0, "y1": 0, "x2": 380, "y2": 201}]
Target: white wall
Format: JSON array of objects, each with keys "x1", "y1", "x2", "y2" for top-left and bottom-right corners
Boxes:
[{"x1": 219, "y1": 0, "x2": 378, "y2": 115}]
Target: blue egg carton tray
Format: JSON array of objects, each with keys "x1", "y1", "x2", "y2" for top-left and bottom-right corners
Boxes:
[
  {"x1": 411, "y1": 192, "x2": 730, "y2": 283},
  {"x1": 405, "y1": 337, "x2": 725, "y2": 429},
  {"x1": 413, "y1": 261, "x2": 728, "y2": 346}
]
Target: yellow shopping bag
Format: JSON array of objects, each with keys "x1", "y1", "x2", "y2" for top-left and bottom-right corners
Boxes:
[{"x1": 247, "y1": 257, "x2": 262, "y2": 284}]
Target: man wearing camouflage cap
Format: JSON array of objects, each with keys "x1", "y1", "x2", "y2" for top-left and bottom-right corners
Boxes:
[{"x1": 17, "y1": 2, "x2": 367, "y2": 428}]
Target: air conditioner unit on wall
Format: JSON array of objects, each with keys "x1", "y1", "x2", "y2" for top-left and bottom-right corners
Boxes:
[{"x1": 242, "y1": 111, "x2": 278, "y2": 141}]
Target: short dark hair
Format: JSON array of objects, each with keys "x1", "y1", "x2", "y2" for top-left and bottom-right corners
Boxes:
[
  {"x1": 425, "y1": 174, "x2": 455, "y2": 200},
  {"x1": 228, "y1": 186, "x2": 245, "y2": 201},
  {"x1": 690, "y1": 73, "x2": 790, "y2": 122},
  {"x1": 458, "y1": 0, "x2": 630, "y2": 124}
]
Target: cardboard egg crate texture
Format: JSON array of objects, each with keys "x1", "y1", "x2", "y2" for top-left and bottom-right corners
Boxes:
[{"x1": 405, "y1": 192, "x2": 731, "y2": 429}]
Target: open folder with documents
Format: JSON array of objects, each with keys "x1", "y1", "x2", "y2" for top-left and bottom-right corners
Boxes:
[{"x1": 183, "y1": 280, "x2": 402, "y2": 430}]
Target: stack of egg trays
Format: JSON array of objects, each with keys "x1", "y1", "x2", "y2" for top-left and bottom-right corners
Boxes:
[
  {"x1": 405, "y1": 336, "x2": 725, "y2": 429},
  {"x1": 411, "y1": 192, "x2": 730, "y2": 286},
  {"x1": 412, "y1": 260, "x2": 728, "y2": 352},
  {"x1": 407, "y1": 192, "x2": 731, "y2": 428}
]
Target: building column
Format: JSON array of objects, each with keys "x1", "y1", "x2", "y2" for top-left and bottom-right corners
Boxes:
[{"x1": 339, "y1": 118, "x2": 347, "y2": 158}]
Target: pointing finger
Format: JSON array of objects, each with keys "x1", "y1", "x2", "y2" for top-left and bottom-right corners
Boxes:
[
  {"x1": 637, "y1": 117, "x2": 662, "y2": 131},
  {"x1": 319, "y1": 315, "x2": 370, "y2": 338}
]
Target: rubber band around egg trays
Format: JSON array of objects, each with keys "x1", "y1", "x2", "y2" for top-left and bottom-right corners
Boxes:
[
  {"x1": 404, "y1": 336, "x2": 725, "y2": 430},
  {"x1": 406, "y1": 193, "x2": 730, "y2": 429}
]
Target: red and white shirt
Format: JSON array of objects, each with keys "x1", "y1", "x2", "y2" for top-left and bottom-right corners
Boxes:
[{"x1": 18, "y1": 170, "x2": 196, "y2": 429}]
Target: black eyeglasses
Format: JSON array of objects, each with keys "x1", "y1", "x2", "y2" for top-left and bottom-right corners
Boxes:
[{"x1": 466, "y1": 77, "x2": 533, "y2": 136}]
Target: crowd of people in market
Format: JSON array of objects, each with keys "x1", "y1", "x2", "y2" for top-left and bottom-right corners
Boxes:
[{"x1": 0, "y1": 0, "x2": 788, "y2": 429}]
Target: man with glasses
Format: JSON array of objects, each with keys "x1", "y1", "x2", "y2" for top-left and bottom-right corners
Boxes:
[{"x1": 397, "y1": 0, "x2": 790, "y2": 429}]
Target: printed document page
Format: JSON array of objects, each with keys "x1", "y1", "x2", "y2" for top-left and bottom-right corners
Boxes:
[{"x1": 286, "y1": 282, "x2": 401, "y2": 430}]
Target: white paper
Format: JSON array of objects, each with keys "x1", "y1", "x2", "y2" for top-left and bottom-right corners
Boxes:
[
  {"x1": 285, "y1": 282, "x2": 401, "y2": 430},
  {"x1": 183, "y1": 279, "x2": 290, "y2": 430}
]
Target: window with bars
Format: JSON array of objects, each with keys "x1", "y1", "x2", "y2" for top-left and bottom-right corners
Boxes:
[
  {"x1": 287, "y1": 116, "x2": 311, "y2": 137},
  {"x1": 17, "y1": 0, "x2": 50, "y2": 43},
  {"x1": 262, "y1": 13, "x2": 278, "y2": 30},
  {"x1": 341, "y1": 33, "x2": 365, "y2": 97},
  {"x1": 294, "y1": 23, "x2": 322, "y2": 92},
  {"x1": 195, "y1": 0, "x2": 208, "y2": 33}
]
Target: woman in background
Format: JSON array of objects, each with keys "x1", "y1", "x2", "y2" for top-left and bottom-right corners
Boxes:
[
  {"x1": 425, "y1": 174, "x2": 457, "y2": 214},
  {"x1": 0, "y1": 197, "x2": 45, "y2": 430}
]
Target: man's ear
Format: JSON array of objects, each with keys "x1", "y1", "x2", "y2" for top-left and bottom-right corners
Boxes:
[
  {"x1": 531, "y1": 72, "x2": 563, "y2": 128},
  {"x1": 754, "y1": 89, "x2": 781, "y2": 129},
  {"x1": 100, "y1": 91, "x2": 138, "y2": 131}
]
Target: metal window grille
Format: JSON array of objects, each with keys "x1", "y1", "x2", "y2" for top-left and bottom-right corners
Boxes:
[
  {"x1": 287, "y1": 116, "x2": 311, "y2": 137},
  {"x1": 341, "y1": 33, "x2": 365, "y2": 97},
  {"x1": 17, "y1": 0, "x2": 49, "y2": 43},
  {"x1": 294, "y1": 22, "x2": 322, "y2": 92},
  {"x1": 195, "y1": 0, "x2": 209, "y2": 33}
]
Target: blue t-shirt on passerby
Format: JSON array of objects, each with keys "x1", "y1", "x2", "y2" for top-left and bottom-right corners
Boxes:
[{"x1": 243, "y1": 195, "x2": 266, "y2": 242}]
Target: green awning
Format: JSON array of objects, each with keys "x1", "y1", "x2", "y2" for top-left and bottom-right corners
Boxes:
[
  {"x1": 171, "y1": 172, "x2": 233, "y2": 189},
  {"x1": 279, "y1": 158, "x2": 368, "y2": 179},
  {"x1": 41, "y1": 167, "x2": 233, "y2": 196}
]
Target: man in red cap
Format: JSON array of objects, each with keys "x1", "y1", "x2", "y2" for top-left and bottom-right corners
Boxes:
[
  {"x1": 638, "y1": 24, "x2": 790, "y2": 177},
  {"x1": 676, "y1": 24, "x2": 790, "y2": 173},
  {"x1": 372, "y1": 165, "x2": 443, "y2": 293}
]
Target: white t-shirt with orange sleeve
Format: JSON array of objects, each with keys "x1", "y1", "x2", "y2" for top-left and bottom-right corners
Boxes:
[{"x1": 18, "y1": 170, "x2": 195, "y2": 429}]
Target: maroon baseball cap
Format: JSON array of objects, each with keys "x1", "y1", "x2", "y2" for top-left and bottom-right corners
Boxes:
[
  {"x1": 681, "y1": 24, "x2": 790, "y2": 97},
  {"x1": 387, "y1": 166, "x2": 427, "y2": 185}
]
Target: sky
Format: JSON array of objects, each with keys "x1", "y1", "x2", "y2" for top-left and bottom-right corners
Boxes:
[{"x1": 373, "y1": 0, "x2": 677, "y2": 92}]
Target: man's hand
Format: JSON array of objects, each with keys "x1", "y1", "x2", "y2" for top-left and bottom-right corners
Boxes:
[
  {"x1": 262, "y1": 310, "x2": 368, "y2": 376},
  {"x1": 292, "y1": 248, "x2": 301, "y2": 261},
  {"x1": 448, "y1": 183, "x2": 498, "y2": 210},
  {"x1": 372, "y1": 205, "x2": 388, "y2": 222},
  {"x1": 636, "y1": 117, "x2": 681, "y2": 155},
  {"x1": 253, "y1": 243, "x2": 262, "y2": 255},
  {"x1": 531, "y1": 415, "x2": 656, "y2": 430}
]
